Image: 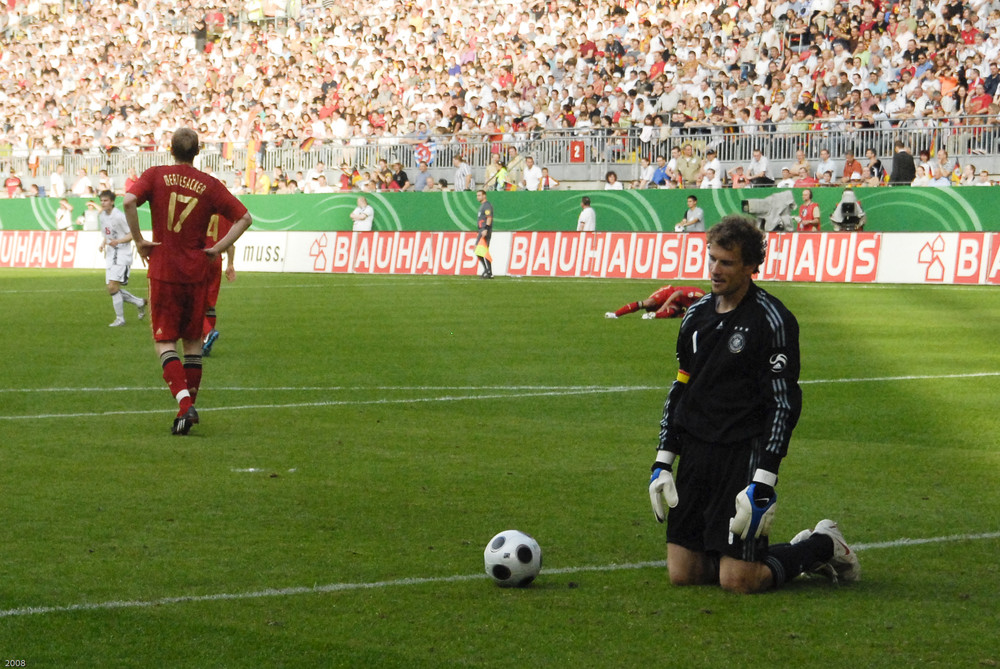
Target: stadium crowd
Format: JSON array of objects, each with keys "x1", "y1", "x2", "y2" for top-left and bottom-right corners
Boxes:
[{"x1": 2, "y1": 0, "x2": 1000, "y2": 192}]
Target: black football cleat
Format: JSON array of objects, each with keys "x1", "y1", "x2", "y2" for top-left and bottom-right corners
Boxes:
[{"x1": 171, "y1": 406, "x2": 200, "y2": 435}]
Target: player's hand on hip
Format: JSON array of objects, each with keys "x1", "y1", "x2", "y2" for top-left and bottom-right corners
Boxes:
[
  {"x1": 728, "y1": 483, "x2": 777, "y2": 543},
  {"x1": 648, "y1": 467, "x2": 678, "y2": 523},
  {"x1": 135, "y1": 239, "x2": 159, "y2": 261}
]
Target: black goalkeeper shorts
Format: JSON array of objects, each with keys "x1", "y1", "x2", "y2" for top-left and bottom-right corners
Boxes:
[{"x1": 665, "y1": 434, "x2": 769, "y2": 563}]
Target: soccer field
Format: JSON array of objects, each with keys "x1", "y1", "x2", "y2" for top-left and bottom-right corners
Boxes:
[{"x1": 1, "y1": 270, "x2": 998, "y2": 668}]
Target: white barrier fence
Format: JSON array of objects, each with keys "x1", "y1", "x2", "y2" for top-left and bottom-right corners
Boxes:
[{"x1": 4, "y1": 229, "x2": 1000, "y2": 285}]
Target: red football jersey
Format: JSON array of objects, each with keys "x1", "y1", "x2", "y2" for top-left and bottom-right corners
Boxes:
[
  {"x1": 650, "y1": 285, "x2": 705, "y2": 309},
  {"x1": 129, "y1": 164, "x2": 247, "y2": 283},
  {"x1": 206, "y1": 214, "x2": 233, "y2": 266}
]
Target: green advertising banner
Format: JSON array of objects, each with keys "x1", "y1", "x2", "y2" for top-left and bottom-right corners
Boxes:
[{"x1": 3, "y1": 187, "x2": 998, "y2": 233}]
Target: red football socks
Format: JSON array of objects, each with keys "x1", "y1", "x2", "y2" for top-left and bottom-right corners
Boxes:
[
  {"x1": 160, "y1": 351, "x2": 192, "y2": 413},
  {"x1": 615, "y1": 301, "x2": 640, "y2": 317}
]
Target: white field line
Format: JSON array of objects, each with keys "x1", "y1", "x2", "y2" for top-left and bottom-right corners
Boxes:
[
  {"x1": 0, "y1": 531, "x2": 997, "y2": 619},
  {"x1": 5, "y1": 384, "x2": 647, "y2": 394},
  {"x1": 1, "y1": 386, "x2": 643, "y2": 421},
  {"x1": 3, "y1": 372, "x2": 1000, "y2": 421}
]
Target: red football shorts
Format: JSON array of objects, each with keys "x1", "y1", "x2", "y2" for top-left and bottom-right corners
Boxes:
[{"x1": 149, "y1": 278, "x2": 210, "y2": 343}]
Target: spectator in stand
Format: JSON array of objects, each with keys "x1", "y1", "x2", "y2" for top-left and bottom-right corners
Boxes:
[
  {"x1": 392, "y1": 162, "x2": 411, "y2": 191},
  {"x1": 539, "y1": 167, "x2": 559, "y2": 190},
  {"x1": 967, "y1": 83, "x2": 994, "y2": 117},
  {"x1": 776, "y1": 168, "x2": 796, "y2": 188},
  {"x1": 3, "y1": 0, "x2": 997, "y2": 194},
  {"x1": 793, "y1": 167, "x2": 819, "y2": 187},
  {"x1": 483, "y1": 154, "x2": 503, "y2": 191},
  {"x1": 453, "y1": 155, "x2": 473, "y2": 192},
  {"x1": 49, "y1": 164, "x2": 67, "y2": 199},
  {"x1": 638, "y1": 156, "x2": 656, "y2": 189},
  {"x1": 252, "y1": 167, "x2": 270, "y2": 195},
  {"x1": 374, "y1": 159, "x2": 395, "y2": 191},
  {"x1": 71, "y1": 168, "x2": 94, "y2": 198},
  {"x1": 789, "y1": 150, "x2": 811, "y2": 178},
  {"x1": 699, "y1": 168, "x2": 723, "y2": 189},
  {"x1": 697, "y1": 149, "x2": 721, "y2": 185},
  {"x1": 814, "y1": 149, "x2": 837, "y2": 181},
  {"x1": 665, "y1": 146, "x2": 682, "y2": 184},
  {"x1": 313, "y1": 175, "x2": 335, "y2": 193},
  {"x1": 605, "y1": 171, "x2": 624, "y2": 190},
  {"x1": 747, "y1": 148, "x2": 774, "y2": 187},
  {"x1": 729, "y1": 165, "x2": 750, "y2": 189},
  {"x1": 935, "y1": 149, "x2": 958, "y2": 186},
  {"x1": 651, "y1": 155, "x2": 672, "y2": 188},
  {"x1": 522, "y1": 156, "x2": 543, "y2": 192},
  {"x1": 841, "y1": 151, "x2": 864, "y2": 184},
  {"x1": 911, "y1": 166, "x2": 933, "y2": 187},
  {"x1": 413, "y1": 161, "x2": 433, "y2": 192},
  {"x1": 506, "y1": 147, "x2": 527, "y2": 191},
  {"x1": 305, "y1": 162, "x2": 327, "y2": 193},
  {"x1": 486, "y1": 160, "x2": 509, "y2": 192},
  {"x1": 4, "y1": 168, "x2": 22, "y2": 198},
  {"x1": 890, "y1": 141, "x2": 917, "y2": 186},
  {"x1": 675, "y1": 142, "x2": 702, "y2": 188},
  {"x1": 123, "y1": 168, "x2": 139, "y2": 195},
  {"x1": 864, "y1": 149, "x2": 887, "y2": 187},
  {"x1": 959, "y1": 164, "x2": 977, "y2": 186}
]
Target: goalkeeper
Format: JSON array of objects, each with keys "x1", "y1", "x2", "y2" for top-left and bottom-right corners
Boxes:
[{"x1": 647, "y1": 215, "x2": 860, "y2": 593}]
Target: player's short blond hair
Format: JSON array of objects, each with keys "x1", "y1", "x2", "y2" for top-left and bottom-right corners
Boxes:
[{"x1": 171, "y1": 128, "x2": 200, "y2": 163}]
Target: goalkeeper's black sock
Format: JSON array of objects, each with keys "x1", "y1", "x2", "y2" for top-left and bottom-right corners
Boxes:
[{"x1": 764, "y1": 534, "x2": 835, "y2": 587}]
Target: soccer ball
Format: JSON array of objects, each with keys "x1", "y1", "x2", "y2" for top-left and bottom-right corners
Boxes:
[{"x1": 484, "y1": 529, "x2": 542, "y2": 587}]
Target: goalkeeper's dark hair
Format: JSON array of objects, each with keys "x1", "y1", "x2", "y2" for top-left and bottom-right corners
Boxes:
[
  {"x1": 171, "y1": 127, "x2": 201, "y2": 163},
  {"x1": 706, "y1": 214, "x2": 766, "y2": 274}
]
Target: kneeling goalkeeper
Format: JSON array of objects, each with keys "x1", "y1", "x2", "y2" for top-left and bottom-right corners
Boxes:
[{"x1": 648, "y1": 215, "x2": 860, "y2": 593}]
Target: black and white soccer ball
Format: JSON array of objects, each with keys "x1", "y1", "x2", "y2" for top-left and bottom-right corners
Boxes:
[{"x1": 484, "y1": 529, "x2": 542, "y2": 587}]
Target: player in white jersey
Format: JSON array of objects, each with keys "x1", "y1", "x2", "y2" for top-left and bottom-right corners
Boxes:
[{"x1": 98, "y1": 190, "x2": 146, "y2": 327}]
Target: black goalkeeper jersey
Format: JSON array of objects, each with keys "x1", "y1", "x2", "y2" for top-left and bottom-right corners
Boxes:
[{"x1": 658, "y1": 282, "x2": 802, "y2": 475}]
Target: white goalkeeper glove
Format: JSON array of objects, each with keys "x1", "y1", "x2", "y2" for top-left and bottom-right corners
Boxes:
[
  {"x1": 641, "y1": 311, "x2": 657, "y2": 320},
  {"x1": 648, "y1": 466, "x2": 678, "y2": 523},
  {"x1": 728, "y1": 483, "x2": 777, "y2": 544}
]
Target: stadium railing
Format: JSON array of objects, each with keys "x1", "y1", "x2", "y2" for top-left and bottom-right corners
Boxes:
[{"x1": 6, "y1": 116, "x2": 999, "y2": 187}]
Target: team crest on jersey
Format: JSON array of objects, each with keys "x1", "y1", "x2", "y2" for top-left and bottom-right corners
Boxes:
[{"x1": 728, "y1": 332, "x2": 746, "y2": 353}]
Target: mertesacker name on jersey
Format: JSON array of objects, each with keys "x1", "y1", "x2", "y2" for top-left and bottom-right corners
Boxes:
[{"x1": 161, "y1": 174, "x2": 207, "y2": 194}]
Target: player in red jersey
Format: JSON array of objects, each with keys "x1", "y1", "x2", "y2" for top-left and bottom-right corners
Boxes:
[
  {"x1": 201, "y1": 214, "x2": 236, "y2": 357},
  {"x1": 605, "y1": 285, "x2": 707, "y2": 320},
  {"x1": 123, "y1": 128, "x2": 252, "y2": 435}
]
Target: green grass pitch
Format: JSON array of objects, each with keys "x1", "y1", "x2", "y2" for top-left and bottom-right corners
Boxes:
[{"x1": 1, "y1": 269, "x2": 998, "y2": 667}]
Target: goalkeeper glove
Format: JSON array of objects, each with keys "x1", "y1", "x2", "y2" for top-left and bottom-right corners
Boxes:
[
  {"x1": 641, "y1": 312, "x2": 657, "y2": 320},
  {"x1": 648, "y1": 466, "x2": 678, "y2": 523},
  {"x1": 728, "y1": 483, "x2": 777, "y2": 543}
]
